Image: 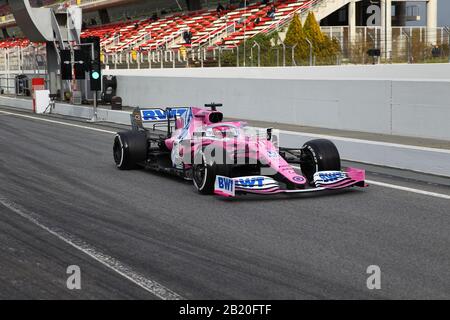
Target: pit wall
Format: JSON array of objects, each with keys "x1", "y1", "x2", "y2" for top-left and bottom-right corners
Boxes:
[{"x1": 104, "y1": 63, "x2": 450, "y2": 141}]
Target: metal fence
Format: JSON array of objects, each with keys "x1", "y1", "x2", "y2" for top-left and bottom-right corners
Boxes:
[
  {"x1": 98, "y1": 26, "x2": 450, "y2": 69},
  {"x1": 0, "y1": 44, "x2": 47, "y2": 94},
  {"x1": 321, "y1": 26, "x2": 450, "y2": 64},
  {"x1": 0, "y1": 27, "x2": 448, "y2": 75},
  {"x1": 0, "y1": 44, "x2": 47, "y2": 73}
]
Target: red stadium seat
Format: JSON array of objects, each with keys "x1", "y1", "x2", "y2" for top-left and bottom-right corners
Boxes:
[{"x1": 0, "y1": 1, "x2": 311, "y2": 54}]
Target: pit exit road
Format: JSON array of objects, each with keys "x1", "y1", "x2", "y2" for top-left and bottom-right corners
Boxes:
[{"x1": 0, "y1": 108, "x2": 449, "y2": 299}]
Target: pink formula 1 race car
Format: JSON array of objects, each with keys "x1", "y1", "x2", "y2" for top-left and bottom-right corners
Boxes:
[{"x1": 113, "y1": 104, "x2": 367, "y2": 197}]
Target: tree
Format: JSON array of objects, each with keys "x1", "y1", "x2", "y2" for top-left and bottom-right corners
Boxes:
[
  {"x1": 219, "y1": 11, "x2": 340, "y2": 67},
  {"x1": 303, "y1": 11, "x2": 339, "y2": 64},
  {"x1": 303, "y1": 11, "x2": 325, "y2": 51},
  {"x1": 284, "y1": 13, "x2": 308, "y2": 63},
  {"x1": 284, "y1": 13, "x2": 305, "y2": 45}
]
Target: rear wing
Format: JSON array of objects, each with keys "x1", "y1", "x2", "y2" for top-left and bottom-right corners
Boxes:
[{"x1": 131, "y1": 107, "x2": 189, "y2": 132}]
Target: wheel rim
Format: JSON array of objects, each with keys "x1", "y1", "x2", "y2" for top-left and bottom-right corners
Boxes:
[
  {"x1": 300, "y1": 148, "x2": 317, "y2": 182},
  {"x1": 193, "y1": 156, "x2": 207, "y2": 190},
  {"x1": 113, "y1": 137, "x2": 123, "y2": 166}
]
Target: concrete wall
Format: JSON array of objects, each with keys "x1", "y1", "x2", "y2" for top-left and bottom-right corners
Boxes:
[
  {"x1": 0, "y1": 95, "x2": 131, "y2": 125},
  {"x1": 104, "y1": 64, "x2": 450, "y2": 141},
  {"x1": 104, "y1": 63, "x2": 450, "y2": 80},
  {"x1": 2, "y1": 95, "x2": 450, "y2": 177}
]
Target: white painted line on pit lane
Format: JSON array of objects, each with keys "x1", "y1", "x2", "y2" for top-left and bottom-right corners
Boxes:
[
  {"x1": 365, "y1": 180, "x2": 450, "y2": 200},
  {"x1": 292, "y1": 166, "x2": 450, "y2": 200},
  {"x1": 4, "y1": 109, "x2": 450, "y2": 154},
  {"x1": 0, "y1": 110, "x2": 116, "y2": 134},
  {"x1": 3, "y1": 109, "x2": 449, "y2": 154},
  {"x1": 0, "y1": 196, "x2": 184, "y2": 300},
  {"x1": 278, "y1": 129, "x2": 450, "y2": 155},
  {"x1": 4, "y1": 109, "x2": 449, "y2": 200}
]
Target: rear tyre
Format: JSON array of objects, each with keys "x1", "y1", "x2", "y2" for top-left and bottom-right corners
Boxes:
[
  {"x1": 113, "y1": 131, "x2": 147, "y2": 170},
  {"x1": 300, "y1": 139, "x2": 341, "y2": 184}
]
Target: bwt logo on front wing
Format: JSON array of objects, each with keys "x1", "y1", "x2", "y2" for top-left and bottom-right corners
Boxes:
[
  {"x1": 314, "y1": 171, "x2": 347, "y2": 183},
  {"x1": 236, "y1": 177, "x2": 265, "y2": 188},
  {"x1": 217, "y1": 176, "x2": 234, "y2": 192}
]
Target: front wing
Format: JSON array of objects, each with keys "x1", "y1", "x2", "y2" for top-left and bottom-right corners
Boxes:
[{"x1": 214, "y1": 168, "x2": 367, "y2": 197}]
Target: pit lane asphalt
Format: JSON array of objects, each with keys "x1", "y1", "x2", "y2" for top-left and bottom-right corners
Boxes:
[{"x1": 0, "y1": 108, "x2": 449, "y2": 299}]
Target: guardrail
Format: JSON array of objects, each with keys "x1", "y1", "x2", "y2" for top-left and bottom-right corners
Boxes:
[
  {"x1": 98, "y1": 26, "x2": 450, "y2": 69},
  {"x1": 191, "y1": 21, "x2": 237, "y2": 49}
]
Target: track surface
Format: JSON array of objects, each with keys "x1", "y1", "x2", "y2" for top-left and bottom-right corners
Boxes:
[{"x1": 0, "y1": 109, "x2": 449, "y2": 300}]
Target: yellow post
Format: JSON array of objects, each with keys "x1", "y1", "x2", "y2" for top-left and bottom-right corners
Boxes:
[{"x1": 179, "y1": 46, "x2": 187, "y2": 60}]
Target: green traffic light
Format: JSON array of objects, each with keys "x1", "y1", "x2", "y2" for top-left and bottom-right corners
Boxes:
[{"x1": 92, "y1": 71, "x2": 100, "y2": 80}]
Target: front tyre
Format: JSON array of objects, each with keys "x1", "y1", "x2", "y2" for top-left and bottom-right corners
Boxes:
[
  {"x1": 193, "y1": 148, "x2": 231, "y2": 195},
  {"x1": 113, "y1": 131, "x2": 147, "y2": 170},
  {"x1": 300, "y1": 139, "x2": 341, "y2": 184}
]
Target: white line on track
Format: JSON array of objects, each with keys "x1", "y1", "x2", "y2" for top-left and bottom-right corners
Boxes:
[
  {"x1": 0, "y1": 110, "x2": 116, "y2": 134},
  {"x1": 278, "y1": 129, "x2": 450, "y2": 155},
  {"x1": 2, "y1": 109, "x2": 449, "y2": 201},
  {"x1": 365, "y1": 180, "x2": 450, "y2": 200},
  {"x1": 290, "y1": 165, "x2": 450, "y2": 201},
  {"x1": 0, "y1": 196, "x2": 184, "y2": 300}
]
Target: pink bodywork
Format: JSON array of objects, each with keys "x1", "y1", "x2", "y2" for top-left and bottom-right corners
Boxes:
[
  {"x1": 163, "y1": 107, "x2": 366, "y2": 195},
  {"x1": 164, "y1": 107, "x2": 308, "y2": 187}
]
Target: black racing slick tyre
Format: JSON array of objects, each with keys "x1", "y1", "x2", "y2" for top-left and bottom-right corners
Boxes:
[
  {"x1": 300, "y1": 139, "x2": 341, "y2": 184},
  {"x1": 113, "y1": 131, "x2": 148, "y2": 170},
  {"x1": 193, "y1": 148, "x2": 231, "y2": 195}
]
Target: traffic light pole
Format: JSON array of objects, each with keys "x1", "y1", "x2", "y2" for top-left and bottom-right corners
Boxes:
[
  {"x1": 92, "y1": 90, "x2": 98, "y2": 122},
  {"x1": 78, "y1": 42, "x2": 98, "y2": 122},
  {"x1": 90, "y1": 39, "x2": 98, "y2": 122}
]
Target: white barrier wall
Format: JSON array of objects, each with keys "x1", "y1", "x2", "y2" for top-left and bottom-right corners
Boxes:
[
  {"x1": 2, "y1": 95, "x2": 450, "y2": 177},
  {"x1": 105, "y1": 64, "x2": 450, "y2": 141}
]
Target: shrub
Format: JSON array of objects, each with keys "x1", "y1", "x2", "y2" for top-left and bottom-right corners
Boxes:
[
  {"x1": 284, "y1": 13, "x2": 308, "y2": 64},
  {"x1": 303, "y1": 12, "x2": 339, "y2": 64}
]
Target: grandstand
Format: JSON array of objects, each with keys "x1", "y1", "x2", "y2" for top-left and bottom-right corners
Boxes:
[
  {"x1": 80, "y1": 0, "x2": 312, "y2": 53},
  {"x1": 0, "y1": 0, "x2": 312, "y2": 51},
  {"x1": 0, "y1": 0, "x2": 444, "y2": 68},
  {"x1": 0, "y1": 37, "x2": 29, "y2": 48}
]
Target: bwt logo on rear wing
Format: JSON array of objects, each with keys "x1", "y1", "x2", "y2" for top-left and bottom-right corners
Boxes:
[{"x1": 140, "y1": 108, "x2": 189, "y2": 122}]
